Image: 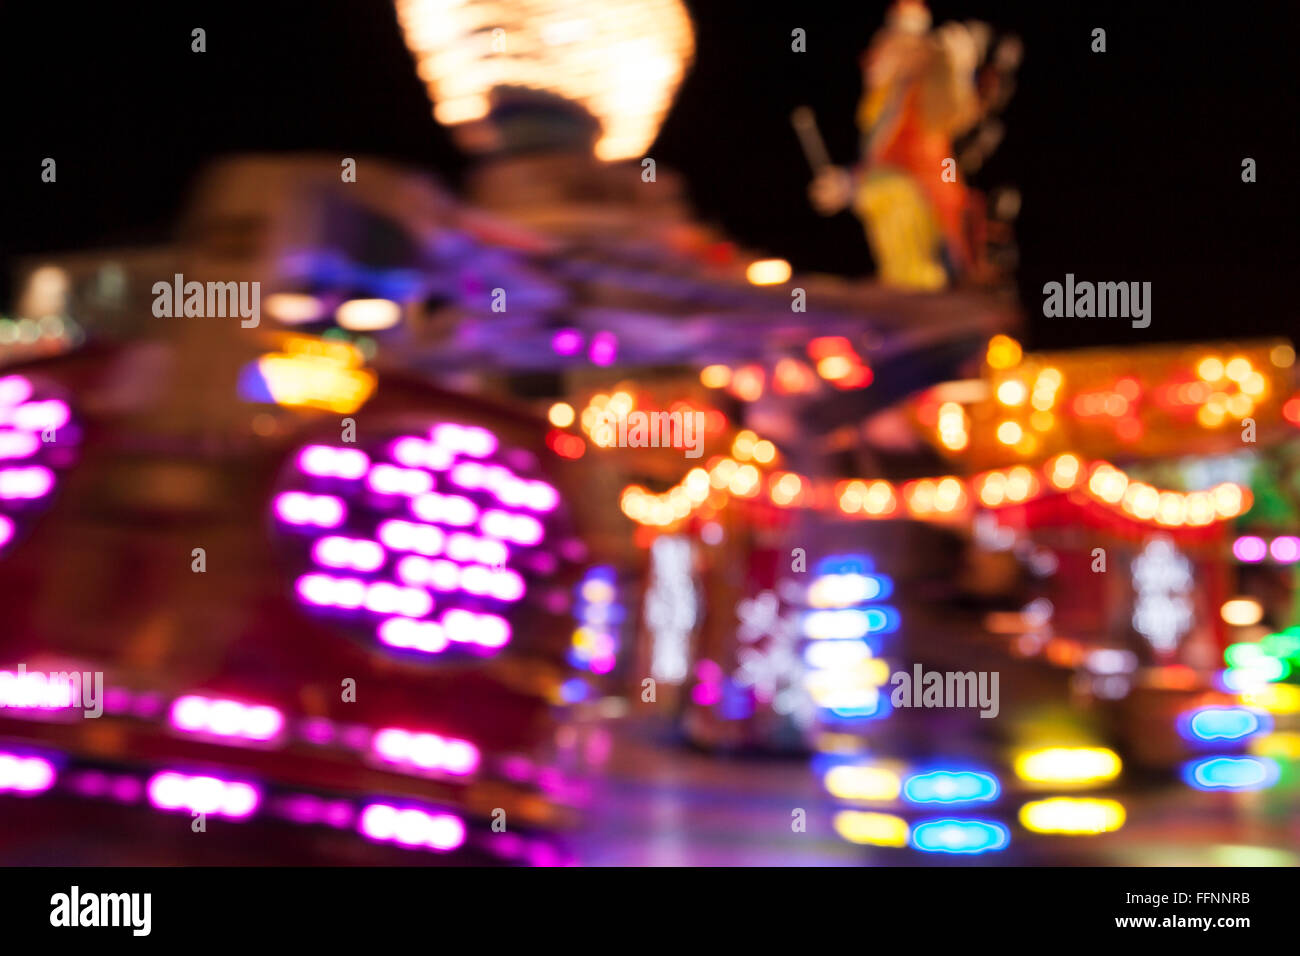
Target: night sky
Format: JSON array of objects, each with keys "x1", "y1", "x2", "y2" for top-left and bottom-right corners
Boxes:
[{"x1": 2, "y1": 1, "x2": 1296, "y2": 349}]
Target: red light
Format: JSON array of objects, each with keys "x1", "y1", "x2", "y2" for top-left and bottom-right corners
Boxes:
[
  {"x1": 807, "y1": 336, "x2": 853, "y2": 360},
  {"x1": 546, "y1": 429, "x2": 585, "y2": 459}
]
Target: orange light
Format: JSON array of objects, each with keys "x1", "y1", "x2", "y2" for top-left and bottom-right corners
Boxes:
[{"x1": 700, "y1": 364, "x2": 732, "y2": 389}]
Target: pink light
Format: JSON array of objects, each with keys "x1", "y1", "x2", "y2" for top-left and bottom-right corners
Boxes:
[
  {"x1": 551, "y1": 328, "x2": 583, "y2": 356},
  {"x1": 378, "y1": 617, "x2": 450, "y2": 654},
  {"x1": 0, "y1": 376, "x2": 33, "y2": 407},
  {"x1": 146, "y1": 771, "x2": 260, "y2": 819},
  {"x1": 275, "y1": 491, "x2": 346, "y2": 527},
  {"x1": 312, "y1": 536, "x2": 386, "y2": 572},
  {"x1": 589, "y1": 331, "x2": 617, "y2": 366},
  {"x1": 0, "y1": 430, "x2": 40, "y2": 460},
  {"x1": 0, "y1": 669, "x2": 77, "y2": 709},
  {"x1": 297, "y1": 445, "x2": 370, "y2": 479},
  {"x1": 0, "y1": 466, "x2": 54, "y2": 500},
  {"x1": 390, "y1": 437, "x2": 453, "y2": 470},
  {"x1": 431, "y1": 423, "x2": 497, "y2": 459},
  {"x1": 1270, "y1": 536, "x2": 1300, "y2": 563},
  {"x1": 0, "y1": 752, "x2": 56, "y2": 794},
  {"x1": 5, "y1": 399, "x2": 70, "y2": 432},
  {"x1": 367, "y1": 463, "x2": 434, "y2": 496},
  {"x1": 372, "y1": 727, "x2": 480, "y2": 776},
  {"x1": 0, "y1": 516, "x2": 12, "y2": 549},
  {"x1": 442, "y1": 609, "x2": 511, "y2": 648},
  {"x1": 377, "y1": 519, "x2": 445, "y2": 556},
  {"x1": 358, "y1": 803, "x2": 465, "y2": 851},
  {"x1": 295, "y1": 573, "x2": 432, "y2": 617},
  {"x1": 411, "y1": 492, "x2": 479, "y2": 526},
  {"x1": 1233, "y1": 536, "x2": 1267, "y2": 562},
  {"x1": 480, "y1": 509, "x2": 544, "y2": 546},
  {"x1": 169, "y1": 695, "x2": 285, "y2": 742},
  {"x1": 445, "y1": 532, "x2": 508, "y2": 566}
]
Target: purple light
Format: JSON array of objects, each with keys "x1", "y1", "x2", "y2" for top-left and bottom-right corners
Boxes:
[
  {"x1": 0, "y1": 430, "x2": 40, "y2": 460},
  {"x1": 275, "y1": 491, "x2": 346, "y2": 528},
  {"x1": 0, "y1": 516, "x2": 11, "y2": 549},
  {"x1": 396, "y1": 555, "x2": 524, "y2": 601},
  {"x1": 0, "y1": 752, "x2": 57, "y2": 794},
  {"x1": 146, "y1": 771, "x2": 260, "y2": 819},
  {"x1": 377, "y1": 519, "x2": 445, "y2": 556},
  {"x1": 390, "y1": 437, "x2": 453, "y2": 470},
  {"x1": 1233, "y1": 536, "x2": 1267, "y2": 562},
  {"x1": 1270, "y1": 536, "x2": 1300, "y2": 563},
  {"x1": 445, "y1": 532, "x2": 508, "y2": 566},
  {"x1": 357, "y1": 803, "x2": 465, "y2": 851},
  {"x1": 589, "y1": 331, "x2": 617, "y2": 366},
  {"x1": 169, "y1": 695, "x2": 285, "y2": 742},
  {"x1": 480, "y1": 509, "x2": 544, "y2": 546},
  {"x1": 312, "y1": 536, "x2": 386, "y2": 572},
  {"x1": 0, "y1": 466, "x2": 55, "y2": 500},
  {"x1": 431, "y1": 423, "x2": 497, "y2": 459},
  {"x1": 0, "y1": 669, "x2": 77, "y2": 709},
  {"x1": 442, "y1": 609, "x2": 511, "y2": 648},
  {"x1": 551, "y1": 328, "x2": 584, "y2": 356},
  {"x1": 377, "y1": 617, "x2": 450, "y2": 654},
  {"x1": 411, "y1": 492, "x2": 479, "y2": 526},
  {"x1": 297, "y1": 445, "x2": 370, "y2": 479},
  {"x1": 4, "y1": 399, "x2": 70, "y2": 432},
  {"x1": 0, "y1": 376, "x2": 33, "y2": 407},
  {"x1": 295, "y1": 573, "x2": 433, "y2": 617},
  {"x1": 367, "y1": 463, "x2": 434, "y2": 496},
  {"x1": 371, "y1": 727, "x2": 480, "y2": 776}
]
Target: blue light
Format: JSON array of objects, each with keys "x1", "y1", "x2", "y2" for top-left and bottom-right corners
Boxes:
[
  {"x1": 903, "y1": 770, "x2": 1000, "y2": 805},
  {"x1": 559, "y1": 678, "x2": 589, "y2": 703},
  {"x1": 1178, "y1": 707, "x2": 1270, "y2": 743},
  {"x1": 910, "y1": 818, "x2": 1009, "y2": 854},
  {"x1": 1182, "y1": 756, "x2": 1280, "y2": 791},
  {"x1": 814, "y1": 554, "x2": 873, "y2": 577}
]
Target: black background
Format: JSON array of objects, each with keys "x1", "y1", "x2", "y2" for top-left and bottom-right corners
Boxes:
[{"x1": 2, "y1": 1, "x2": 1296, "y2": 349}]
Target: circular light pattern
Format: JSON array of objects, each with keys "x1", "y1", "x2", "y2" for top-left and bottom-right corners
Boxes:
[
  {"x1": 0, "y1": 373, "x2": 81, "y2": 558},
  {"x1": 272, "y1": 420, "x2": 570, "y2": 661}
]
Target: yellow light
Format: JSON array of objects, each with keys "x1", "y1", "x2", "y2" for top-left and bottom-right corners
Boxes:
[
  {"x1": 752, "y1": 439, "x2": 776, "y2": 464},
  {"x1": 1197, "y1": 403, "x2": 1226, "y2": 428},
  {"x1": 709, "y1": 458, "x2": 738, "y2": 488},
  {"x1": 336, "y1": 298, "x2": 401, "y2": 331},
  {"x1": 256, "y1": 345, "x2": 376, "y2": 414},
  {"x1": 1212, "y1": 482, "x2": 1246, "y2": 517},
  {"x1": 1241, "y1": 371, "x2": 1266, "y2": 397},
  {"x1": 1226, "y1": 393, "x2": 1254, "y2": 418},
  {"x1": 731, "y1": 430, "x2": 757, "y2": 461},
  {"x1": 265, "y1": 292, "x2": 325, "y2": 325},
  {"x1": 1196, "y1": 356, "x2": 1225, "y2": 381},
  {"x1": 1270, "y1": 344, "x2": 1295, "y2": 368},
  {"x1": 394, "y1": 0, "x2": 696, "y2": 163},
  {"x1": 996, "y1": 420, "x2": 1023, "y2": 445},
  {"x1": 1014, "y1": 747, "x2": 1121, "y2": 787},
  {"x1": 816, "y1": 355, "x2": 854, "y2": 381},
  {"x1": 833, "y1": 811, "x2": 909, "y2": 847},
  {"x1": 824, "y1": 765, "x2": 901, "y2": 802},
  {"x1": 1240, "y1": 683, "x2": 1300, "y2": 714},
  {"x1": 986, "y1": 335, "x2": 1022, "y2": 370},
  {"x1": 1048, "y1": 453, "x2": 1081, "y2": 489},
  {"x1": 863, "y1": 480, "x2": 896, "y2": 515},
  {"x1": 1250, "y1": 731, "x2": 1300, "y2": 759},
  {"x1": 547, "y1": 402, "x2": 575, "y2": 427},
  {"x1": 745, "y1": 258, "x2": 792, "y2": 285},
  {"x1": 997, "y1": 379, "x2": 1027, "y2": 406},
  {"x1": 1225, "y1": 356, "x2": 1252, "y2": 382},
  {"x1": 1030, "y1": 410, "x2": 1055, "y2": 431},
  {"x1": 1220, "y1": 598, "x2": 1263, "y2": 627},
  {"x1": 700, "y1": 364, "x2": 731, "y2": 388},
  {"x1": 729, "y1": 463, "x2": 760, "y2": 496},
  {"x1": 1019, "y1": 798, "x2": 1126, "y2": 835}
]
